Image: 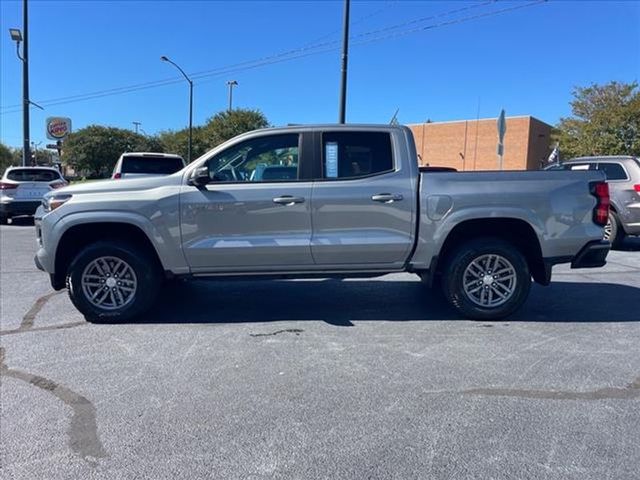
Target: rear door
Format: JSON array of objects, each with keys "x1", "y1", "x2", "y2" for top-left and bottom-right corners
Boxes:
[
  {"x1": 310, "y1": 130, "x2": 416, "y2": 267},
  {"x1": 180, "y1": 132, "x2": 315, "y2": 271}
]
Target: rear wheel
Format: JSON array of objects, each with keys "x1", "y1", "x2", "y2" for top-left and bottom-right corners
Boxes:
[
  {"x1": 66, "y1": 241, "x2": 161, "y2": 322},
  {"x1": 0, "y1": 214, "x2": 8, "y2": 225},
  {"x1": 442, "y1": 238, "x2": 531, "y2": 320},
  {"x1": 604, "y1": 211, "x2": 624, "y2": 248}
]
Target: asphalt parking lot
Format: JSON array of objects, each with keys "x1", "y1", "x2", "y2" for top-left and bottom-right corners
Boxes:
[{"x1": 1, "y1": 219, "x2": 639, "y2": 480}]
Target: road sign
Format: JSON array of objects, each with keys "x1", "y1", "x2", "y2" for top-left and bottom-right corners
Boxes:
[
  {"x1": 46, "y1": 117, "x2": 72, "y2": 140},
  {"x1": 497, "y1": 109, "x2": 506, "y2": 169},
  {"x1": 497, "y1": 109, "x2": 507, "y2": 142}
]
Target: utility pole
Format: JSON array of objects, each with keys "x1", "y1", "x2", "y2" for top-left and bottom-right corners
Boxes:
[
  {"x1": 226, "y1": 80, "x2": 238, "y2": 111},
  {"x1": 338, "y1": 0, "x2": 350, "y2": 124},
  {"x1": 132, "y1": 121, "x2": 141, "y2": 134},
  {"x1": 22, "y1": 0, "x2": 30, "y2": 167}
]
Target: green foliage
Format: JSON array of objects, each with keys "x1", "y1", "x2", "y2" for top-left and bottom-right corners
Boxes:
[
  {"x1": 63, "y1": 125, "x2": 164, "y2": 177},
  {"x1": 0, "y1": 143, "x2": 17, "y2": 173},
  {"x1": 9, "y1": 147, "x2": 55, "y2": 166},
  {"x1": 201, "y1": 109, "x2": 270, "y2": 150},
  {"x1": 157, "y1": 126, "x2": 207, "y2": 163},
  {"x1": 158, "y1": 109, "x2": 270, "y2": 163},
  {"x1": 554, "y1": 81, "x2": 640, "y2": 159}
]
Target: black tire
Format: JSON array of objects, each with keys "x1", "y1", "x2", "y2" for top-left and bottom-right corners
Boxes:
[
  {"x1": 66, "y1": 240, "x2": 162, "y2": 322},
  {"x1": 442, "y1": 238, "x2": 531, "y2": 320},
  {"x1": 0, "y1": 214, "x2": 8, "y2": 225},
  {"x1": 604, "y1": 211, "x2": 624, "y2": 248}
]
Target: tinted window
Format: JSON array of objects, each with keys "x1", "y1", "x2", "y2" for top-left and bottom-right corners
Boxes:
[
  {"x1": 322, "y1": 132, "x2": 393, "y2": 179},
  {"x1": 122, "y1": 156, "x2": 184, "y2": 175},
  {"x1": 6, "y1": 169, "x2": 60, "y2": 182},
  {"x1": 207, "y1": 134, "x2": 299, "y2": 183},
  {"x1": 598, "y1": 163, "x2": 628, "y2": 181}
]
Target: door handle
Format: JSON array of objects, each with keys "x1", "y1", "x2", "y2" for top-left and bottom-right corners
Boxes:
[
  {"x1": 273, "y1": 195, "x2": 305, "y2": 206},
  {"x1": 371, "y1": 193, "x2": 403, "y2": 203}
]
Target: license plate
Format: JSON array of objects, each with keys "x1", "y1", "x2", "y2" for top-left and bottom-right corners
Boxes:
[{"x1": 17, "y1": 190, "x2": 48, "y2": 199}]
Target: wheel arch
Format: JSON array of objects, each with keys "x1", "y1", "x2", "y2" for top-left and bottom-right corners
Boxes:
[
  {"x1": 434, "y1": 218, "x2": 546, "y2": 285},
  {"x1": 53, "y1": 221, "x2": 165, "y2": 289}
]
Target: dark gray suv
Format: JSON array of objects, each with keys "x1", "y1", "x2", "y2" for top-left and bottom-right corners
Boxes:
[{"x1": 546, "y1": 156, "x2": 640, "y2": 245}]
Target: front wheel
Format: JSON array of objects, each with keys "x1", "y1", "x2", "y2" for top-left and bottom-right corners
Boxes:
[
  {"x1": 66, "y1": 241, "x2": 161, "y2": 322},
  {"x1": 442, "y1": 238, "x2": 531, "y2": 320}
]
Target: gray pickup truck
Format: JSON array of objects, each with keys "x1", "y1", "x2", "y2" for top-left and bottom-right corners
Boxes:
[{"x1": 35, "y1": 125, "x2": 610, "y2": 321}]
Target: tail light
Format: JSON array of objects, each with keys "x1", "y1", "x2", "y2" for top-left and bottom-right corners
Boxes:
[
  {"x1": 590, "y1": 181, "x2": 610, "y2": 226},
  {"x1": 50, "y1": 181, "x2": 67, "y2": 189},
  {"x1": 0, "y1": 182, "x2": 18, "y2": 190},
  {"x1": 634, "y1": 184, "x2": 640, "y2": 192},
  {"x1": 112, "y1": 172, "x2": 121, "y2": 179}
]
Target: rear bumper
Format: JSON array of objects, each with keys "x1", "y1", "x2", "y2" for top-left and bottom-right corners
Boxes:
[
  {"x1": 541, "y1": 240, "x2": 610, "y2": 284},
  {"x1": 570, "y1": 240, "x2": 610, "y2": 269},
  {"x1": 0, "y1": 200, "x2": 41, "y2": 216}
]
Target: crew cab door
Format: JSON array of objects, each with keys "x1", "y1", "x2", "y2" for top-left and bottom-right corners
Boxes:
[
  {"x1": 310, "y1": 130, "x2": 416, "y2": 267},
  {"x1": 180, "y1": 132, "x2": 314, "y2": 272}
]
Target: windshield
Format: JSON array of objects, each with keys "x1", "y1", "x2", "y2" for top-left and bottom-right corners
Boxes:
[{"x1": 6, "y1": 169, "x2": 60, "y2": 182}]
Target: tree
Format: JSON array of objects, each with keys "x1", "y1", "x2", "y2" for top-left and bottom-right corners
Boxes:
[
  {"x1": 157, "y1": 126, "x2": 207, "y2": 163},
  {"x1": 158, "y1": 109, "x2": 270, "y2": 163},
  {"x1": 0, "y1": 143, "x2": 17, "y2": 173},
  {"x1": 63, "y1": 125, "x2": 164, "y2": 178},
  {"x1": 554, "y1": 81, "x2": 640, "y2": 159},
  {"x1": 201, "y1": 109, "x2": 270, "y2": 150}
]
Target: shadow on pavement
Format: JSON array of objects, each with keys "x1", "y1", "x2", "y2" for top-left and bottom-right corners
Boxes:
[
  {"x1": 616, "y1": 236, "x2": 640, "y2": 252},
  {"x1": 116, "y1": 278, "x2": 640, "y2": 326}
]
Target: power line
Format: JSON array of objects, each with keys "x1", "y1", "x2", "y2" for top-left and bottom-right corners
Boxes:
[{"x1": 0, "y1": 1, "x2": 546, "y2": 116}]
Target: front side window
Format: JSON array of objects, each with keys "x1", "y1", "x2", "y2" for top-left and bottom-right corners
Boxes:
[
  {"x1": 598, "y1": 163, "x2": 628, "y2": 181},
  {"x1": 207, "y1": 134, "x2": 299, "y2": 183},
  {"x1": 322, "y1": 132, "x2": 393, "y2": 180}
]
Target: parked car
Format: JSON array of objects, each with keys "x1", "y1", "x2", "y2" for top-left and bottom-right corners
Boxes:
[
  {"x1": 111, "y1": 152, "x2": 186, "y2": 179},
  {"x1": 0, "y1": 166, "x2": 67, "y2": 224},
  {"x1": 545, "y1": 156, "x2": 640, "y2": 245},
  {"x1": 35, "y1": 125, "x2": 609, "y2": 322}
]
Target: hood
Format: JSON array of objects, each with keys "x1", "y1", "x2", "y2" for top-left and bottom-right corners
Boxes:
[{"x1": 53, "y1": 172, "x2": 184, "y2": 196}]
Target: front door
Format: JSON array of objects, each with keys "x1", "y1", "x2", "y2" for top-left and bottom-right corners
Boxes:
[{"x1": 180, "y1": 132, "x2": 314, "y2": 272}]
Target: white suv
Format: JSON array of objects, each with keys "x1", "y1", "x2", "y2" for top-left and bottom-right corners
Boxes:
[
  {"x1": 111, "y1": 152, "x2": 186, "y2": 180},
  {"x1": 0, "y1": 166, "x2": 67, "y2": 224}
]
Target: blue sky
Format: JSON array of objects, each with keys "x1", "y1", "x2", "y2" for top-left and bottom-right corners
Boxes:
[{"x1": 1, "y1": 0, "x2": 638, "y2": 148}]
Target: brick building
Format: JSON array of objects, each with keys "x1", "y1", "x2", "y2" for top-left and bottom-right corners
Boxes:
[{"x1": 407, "y1": 116, "x2": 553, "y2": 171}]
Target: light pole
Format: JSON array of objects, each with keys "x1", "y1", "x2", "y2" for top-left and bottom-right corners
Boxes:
[
  {"x1": 160, "y1": 55, "x2": 193, "y2": 163},
  {"x1": 338, "y1": 0, "x2": 350, "y2": 124},
  {"x1": 132, "y1": 121, "x2": 142, "y2": 134},
  {"x1": 9, "y1": 2, "x2": 30, "y2": 166},
  {"x1": 226, "y1": 80, "x2": 238, "y2": 111}
]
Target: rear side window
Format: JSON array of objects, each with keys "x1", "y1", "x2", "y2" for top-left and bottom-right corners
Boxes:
[
  {"x1": 598, "y1": 163, "x2": 628, "y2": 181},
  {"x1": 122, "y1": 156, "x2": 184, "y2": 175},
  {"x1": 322, "y1": 132, "x2": 393, "y2": 179},
  {"x1": 566, "y1": 163, "x2": 594, "y2": 171},
  {"x1": 6, "y1": 169, "x2": 59, "y2": 182}
]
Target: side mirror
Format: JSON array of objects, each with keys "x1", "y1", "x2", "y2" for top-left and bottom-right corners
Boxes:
[{"x1": 189, "y1": 166, "x2": 210, "y2": 187}]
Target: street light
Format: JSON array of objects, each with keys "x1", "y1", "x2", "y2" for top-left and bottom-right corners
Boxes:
[
  {"x1": 160, "y1": 55, "x2": 193, "y2": 163},
  {"x1": 226, "y1": 80, "x2": 238, "y2": 111},
  {"x1": 9, "y1": 2, "x2": 31, "y2": 166}
]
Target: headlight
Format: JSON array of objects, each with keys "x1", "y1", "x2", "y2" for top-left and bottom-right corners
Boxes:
[{"x1": 42, "y1": 194, "x2": 72, "y2": 213}]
